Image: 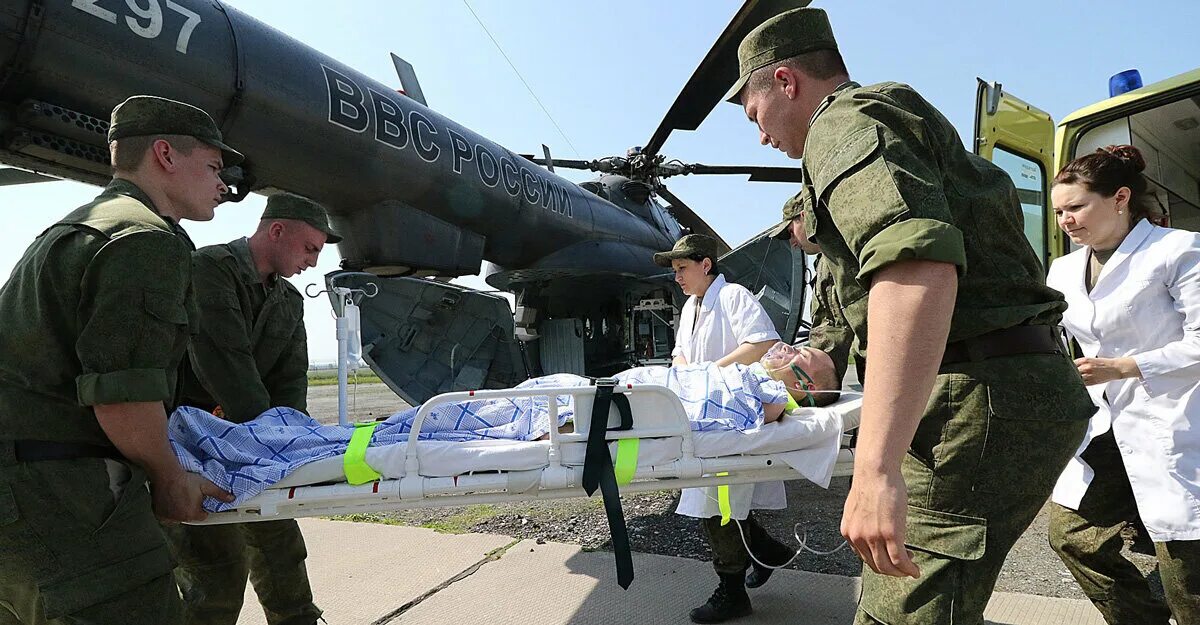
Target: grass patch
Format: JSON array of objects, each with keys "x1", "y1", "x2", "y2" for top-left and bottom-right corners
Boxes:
[
  {"x1": 327, "y1": 513, "x2": 404, "y2": 525},
  {"x1": 307, "y1": 370, "x2": 383, "y2": 386},
  {"x1": 419, "y1": 505, "x2": 502, "y2": 534}
]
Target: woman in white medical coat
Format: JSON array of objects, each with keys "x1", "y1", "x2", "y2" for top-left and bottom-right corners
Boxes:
[
  {"x1": 651, "y1": 234, "x2": 784, "y2": 624},
  {"x1": 1046, "y1": 145, "x2": 1200, "y2": 625}
]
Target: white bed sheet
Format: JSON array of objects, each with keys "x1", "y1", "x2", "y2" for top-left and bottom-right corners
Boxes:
[{"x1": 272, "y1": 398, "x2": 861, "y2": 490}]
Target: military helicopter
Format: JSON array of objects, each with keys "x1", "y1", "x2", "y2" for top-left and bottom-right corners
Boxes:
[{"x1": 0, "y1": 0, "x2": 808, "y2": 404}]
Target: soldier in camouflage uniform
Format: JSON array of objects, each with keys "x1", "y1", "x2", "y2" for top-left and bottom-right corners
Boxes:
[
  {"x1": 0, "y1": 96, "x2": 238, "y2": 625},
  {"x1": 730, "y1": 9, "x2": 1096, "y2": 624},
  {"x1": 775, "y1": 192, "x2": 859, "y2": 388},
  {"x1": 163, "y1": 193, "x2": 340, "y2": 625}
]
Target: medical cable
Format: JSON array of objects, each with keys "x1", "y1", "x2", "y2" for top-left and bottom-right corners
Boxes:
[
  {"x1": 696, "y1": 388, "x2": 863, "y2": 569},
  {"x1": 700, "y1": 492, "x2": 850, "y2": 569}
]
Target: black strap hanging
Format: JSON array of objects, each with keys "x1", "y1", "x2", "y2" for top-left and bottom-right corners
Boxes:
[{"x1": 581, "y1": 379, "x2": 635, "y2": 589}]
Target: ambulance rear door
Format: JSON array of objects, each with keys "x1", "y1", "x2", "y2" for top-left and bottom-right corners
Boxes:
[{"x1": 974, "y1": 80, "x2": 1057, "y2": 267}]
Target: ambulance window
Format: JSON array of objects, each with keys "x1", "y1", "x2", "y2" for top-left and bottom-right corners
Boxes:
[{"x1": 992, "y1": 147, "x2": 1046, "y2": 261}]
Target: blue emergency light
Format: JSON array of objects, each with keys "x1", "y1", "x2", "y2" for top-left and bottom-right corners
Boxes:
[{"x1": 1109, "y1": 69, "x2": 1143, "y2": 97}]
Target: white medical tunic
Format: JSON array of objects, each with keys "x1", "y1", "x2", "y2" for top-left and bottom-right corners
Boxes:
[
  {"x1": 1048, "y1": 220, "x2": 1200, "y2": 542},
  {"x1": 673, "y1": 274, "x2": 784, "y2": 519}
]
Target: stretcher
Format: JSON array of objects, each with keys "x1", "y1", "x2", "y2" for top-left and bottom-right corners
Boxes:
[
  {"x1": 195, "y1": 382, "x2": 860, "y2": 525},
  {"x1": 188, "y1": 374, "x2": 860, "y2": 588}
]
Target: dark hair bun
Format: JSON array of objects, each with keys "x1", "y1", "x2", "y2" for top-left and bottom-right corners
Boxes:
[{"x1": 1101, "y1": 144, "x2": 1146, "y2": 173}]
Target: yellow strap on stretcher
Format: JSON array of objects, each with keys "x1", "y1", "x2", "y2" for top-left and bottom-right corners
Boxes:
[
  {"x1": 716, "y1": 472, "x2": 732, "y2": 526},
  {"x1": 613, "y1": 438, "x2": 640, "y2": 486},
  {"x1": 344, "y1": 421, "x2": 382, "y2": 485},
  {"x1": 784, "y1": 392, "x2": 800, "y2": 412}
]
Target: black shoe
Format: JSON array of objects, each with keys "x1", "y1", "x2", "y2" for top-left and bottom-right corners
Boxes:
[
  {"x1": 745, "y1": 563, "x2": 773, "y2": 589},
  {"x1": 745, "y1": 542, "x2": 792, "y2": 589},
  {"x1": 689, "y1": 573, "x2": 752, "y2": 624}
]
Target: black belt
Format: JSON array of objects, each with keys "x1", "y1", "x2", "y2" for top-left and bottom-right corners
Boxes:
[
  {"x1": 12, "y1": 440, "x2": 122, "y2": 463},
  {"x1": 941, "y1": 324, "x2": 1062, "y2": 366},
  {"x1": 581, "y1": 379, "x2": 635, "y2": 589}
]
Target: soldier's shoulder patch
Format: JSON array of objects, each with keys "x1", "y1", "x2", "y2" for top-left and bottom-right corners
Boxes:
[{"x1": 809, "y1": 124, "x2": 880, "y2": 200}]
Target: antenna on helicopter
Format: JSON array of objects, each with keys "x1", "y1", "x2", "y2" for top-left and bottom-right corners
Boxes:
[{"x1": 390, "y1": 53, "x2": 427, "y2": 106}]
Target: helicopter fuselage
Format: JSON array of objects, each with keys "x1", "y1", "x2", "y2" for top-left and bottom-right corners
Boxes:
[{"x1": 0, "y1": 0, "x2": 679, "y2": 277}]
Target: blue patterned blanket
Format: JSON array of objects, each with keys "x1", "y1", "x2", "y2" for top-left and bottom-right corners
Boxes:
[{"x1": 171, "y1": 363, "x2": 787, "y2": 511}]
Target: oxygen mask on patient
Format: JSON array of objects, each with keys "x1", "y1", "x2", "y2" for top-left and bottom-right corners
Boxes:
[{"x1": 760, "y1": 342, "x2": 817, "y2": 408}]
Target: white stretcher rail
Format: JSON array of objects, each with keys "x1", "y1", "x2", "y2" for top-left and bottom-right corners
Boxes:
[{"x1": 195, "y1": 384, "x2": 859, "y2": 525}]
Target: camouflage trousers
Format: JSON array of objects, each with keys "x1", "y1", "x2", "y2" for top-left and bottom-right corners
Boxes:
[
  {"x1": 0, "y1": 442, "x2": 181, "y2": 625},
  {"x1": 1049, "y1": 431, "x2": 1200, "y2": 625},
  {"x1": 855, "y1": 354, "x2": 1093, "y2": 625},
  {"x1": 162, "y1": 520, "x2": 321, "y2": 625},
  {"x1": 702, "y1": 512, "x2": 793, "y2": 575}
]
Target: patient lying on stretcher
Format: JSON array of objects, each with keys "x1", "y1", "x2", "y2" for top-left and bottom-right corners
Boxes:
[
  {"x1": 540, "y1": 342, "x2": 836, "y2": 437},
  {"x1": 168, "y1": 342, "x2": 838, "y2": 510}
]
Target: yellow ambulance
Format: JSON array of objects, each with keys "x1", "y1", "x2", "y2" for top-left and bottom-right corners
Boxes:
[{"x1": 974, "y1": 69, "x2": 1200, "y2": 267}]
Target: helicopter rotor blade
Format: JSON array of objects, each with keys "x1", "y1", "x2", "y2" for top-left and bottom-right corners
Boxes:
[
  {"x1": 642, "y1": 0, "x2": 811, "y2": 160},
  {"x1": 518, "y1": 154, "x2": 596, "y2": 171},
  {"x1": 655, "y1": 185, "x2": 731, "y2": 255},
  {"x1": 661, "y1": 163, "x2": 804, "y2": 183}
]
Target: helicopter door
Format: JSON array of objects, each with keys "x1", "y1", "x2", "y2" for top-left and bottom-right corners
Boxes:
[
  {"x1": 327, "y1": 272, "x2": 528, "y2": 406},
  {"x1": 718, "y1": 228, "x2": 802, "y2": 342},
  {"x1": 974, "y1": 79, "x2": 1056, "y2": 267}
]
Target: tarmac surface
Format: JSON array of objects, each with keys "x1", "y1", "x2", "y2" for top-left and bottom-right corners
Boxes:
[
  {"x1": 233, "y1": 519, "x2": 1107, "y2": 625},
  {"x1": 276, "y1": 380, "x2": 1159, "y2": 623}
]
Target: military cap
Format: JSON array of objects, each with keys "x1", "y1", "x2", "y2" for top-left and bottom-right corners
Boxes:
[
  {"x1": 653, "y1": 234, "x2": 719, "y2": 267},
  {"x1": 107, "y1": 95, "x2": 244, "y2": 166},
  {"x1": 261, "y1": 192, "x2": 342, "y2": 244},
  {"x1": 724, "y1": 7, "x2": 839, "y2": 103},
  {"x1": 767, "y1": 192, "x2": 807, "y2": 240}
]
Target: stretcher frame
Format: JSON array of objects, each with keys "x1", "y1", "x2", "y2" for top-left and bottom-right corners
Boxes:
[{"x1": 195, "y1": 383, "x2": 860, "y2": 525}]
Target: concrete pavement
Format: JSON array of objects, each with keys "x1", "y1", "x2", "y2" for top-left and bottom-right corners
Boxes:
[{"x1": 234, "y1": 519, "x2": 1105, "y2": 625}]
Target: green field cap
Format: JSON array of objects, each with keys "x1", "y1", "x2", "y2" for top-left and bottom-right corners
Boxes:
[
  {"x1": 653, "y1": 234, "x2": 720, "y2": 267},
  {"x1": 262, "y1": 192, "x2": 342, "y2": 244},
  {"x1": 108, "y1": 95, "x2": 244, "y2": 166},
  {"x1": 725, "y1": 7, "x2": 839, "y2": 104}
]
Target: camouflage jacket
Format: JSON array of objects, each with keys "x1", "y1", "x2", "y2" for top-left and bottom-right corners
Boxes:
[
  {"x1": 179, "y1": 237, "x2": 308, "y2": 423},
  {"x1": 0, "y1": 179, "x2": 196, "y2": 445},
  {"x1": 799, "y1": 81, "x2": 1066, "y2": 350}
]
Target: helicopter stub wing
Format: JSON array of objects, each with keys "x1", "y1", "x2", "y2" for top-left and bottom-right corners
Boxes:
[{"x1": 483, "y1": 239, "x2": 665, "y2": 291}]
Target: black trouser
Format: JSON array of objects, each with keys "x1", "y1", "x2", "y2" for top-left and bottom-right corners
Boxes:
[{"x1": 702, "y1": 512, "x2": 792, "y2": 575}]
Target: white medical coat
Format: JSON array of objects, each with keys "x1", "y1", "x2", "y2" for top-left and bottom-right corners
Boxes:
[
  {"x1": 1048, "y1": 219, "x2": 1200, "y2": 542},
  {"x1": 673, "y1": 274, "x2": 784, "y2": 519}
]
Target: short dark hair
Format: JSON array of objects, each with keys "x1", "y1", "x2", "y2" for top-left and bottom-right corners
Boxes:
[
  {"x1": 746, "y1": 49, "x2": 848, "y2": 95},
  {"x1": 687, "y1": 253, "x2": 719, "y2": 276},
  {"x1": 109, "y1": 134, "x2": 200, "y2": 173},
  {"x1": 1054, "y1": 145, "x2": 1159, "y2": 225}
]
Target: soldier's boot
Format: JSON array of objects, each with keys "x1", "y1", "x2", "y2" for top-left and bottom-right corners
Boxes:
[
  {"x1": 744, "y1": 564, "x2": 772, "y2": 590},
  {"x1": 689, "y1": 573, "x2": 752, "y2": 624}
]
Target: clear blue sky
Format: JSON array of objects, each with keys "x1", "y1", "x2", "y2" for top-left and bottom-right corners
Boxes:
[{"x1": 2, "y1": 1, "x2": 1197, "y2": 363}]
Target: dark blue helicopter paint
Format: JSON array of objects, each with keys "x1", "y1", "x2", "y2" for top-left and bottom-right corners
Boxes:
[{"x1": 323, "y1": 64, "x2": 572, "y2": 218}]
